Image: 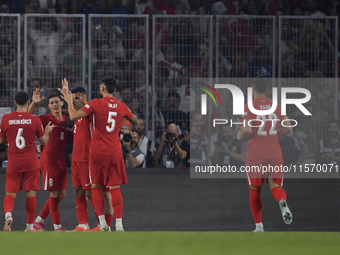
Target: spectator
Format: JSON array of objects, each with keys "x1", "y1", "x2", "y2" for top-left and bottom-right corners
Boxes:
[
  {"x1": 135, "y1": 0, "x2": 152, "y2": 14},
  {"x1": 109, "y1": 0, "x2": 134, "y2": 34},
  {"x1": 279, "y1": 132, "x2": 310, "y2": 166},
  {"x1": 0, "y1": 144, "x2": 7, "y2": 167},
  {"x1": 142, "y1": 0, "x2": 175, "y2": 15},
  {"x1": 316, "y1": 119, "x2": 340, "y2": 165},
  {"x1": 161, "y1": 91, "x2": 189, "y2": 137},
  {"x1": 24, "y1": 0, "x2": 42, "y2": 14},
  {"x1": 170, "y1": 19, "x2": 196, "y2": 67},
  {"x1": 173, "y1": 71, "x2": 196, "y2": 114},
  {"x1": 28, "y1": 15, "x2": 67, "y2": 75},
  {"x1": 211, "y1": 125, "x2": 248, "y2": 168},
  {"x1": 135, "y1": 90, "x2": 166, "y2": 144},
  {"x1": 153, "y1": 123, "x2": 189, "y2": 168},
  {"x1": 187, "y1": 110, "x2": 209, "y2": 167},
  {"x1": 124, "y1": 18, "x2": 145, "y2": 60},
  {"x1": 189, "y1": 43, "x2": 210, "y2": 77},
  {"x1": 78, "y1": 0, "x2": 106, "y2": 19},
  {"x1": 63, "y1": 38, "x2": 90, "y2": 76},
  {"x1": 143, "y1": 0, "x2": 175, "y2": 49},
  {"x1": 121, "y1": 130, "x2": 145, "y2": 168},
  {"x1": 188, "y1": 0, "x2": 211, "y2": 34},
  {"x1": 133, "y1": 118, "x2": 159, "y2": 168},
  {"x1": 134, "y1": 65, "x2": 156, "y2": 105},
  {"x1": 250, "y1": 47, "x2": 273, "y2": 77},
  {"x1": 120, "y1": 84, "x2": 138, "y2": 113},
  {"x1": 54, "y1": 0, "x2": 73, "y2": 14}
]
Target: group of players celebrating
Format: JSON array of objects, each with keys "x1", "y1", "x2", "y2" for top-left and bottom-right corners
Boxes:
[
  {"x1": 0, "y1": 75, "x2": 292, "y2": 232},
  {"x1": 0, "y1": 77, "x2": 137, "y2": 231}
]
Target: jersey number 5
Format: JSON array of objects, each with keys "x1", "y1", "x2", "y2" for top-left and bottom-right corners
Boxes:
[
  {"x1": 16, "y1": 128, "x2": 26, "y2": 149},
  {"x1": 106, "y1": 111, "x2": 117, "y2": 132}
]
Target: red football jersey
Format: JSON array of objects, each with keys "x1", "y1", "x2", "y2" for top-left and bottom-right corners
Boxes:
[
  {"x1": 0, "y1": 112, "x2": 44, "y2": 172},
  {"x1": 72, "y1": 117, "x2": 91, "y2": 162},
  {"x1": 82, "y1": 97, "x2": 134, "y2": 155},
  {"x1": 243, "y1": 97, "x2": 286, "y2": 160},
  {"x1": 39, "y1": 114, "x2": 73, "y2": 166}
]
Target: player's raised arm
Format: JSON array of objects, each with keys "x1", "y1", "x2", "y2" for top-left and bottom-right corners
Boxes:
[
  {"x1": 28, "y1": 89, "x2": 45, "y2": 114},
  {"x1": 278, "y1": 116, "x2": 293, "y2": 138},
  {"x1": 237, "y1": 120, "x2": 251, "y2": 140},
  {"x1": 38, "y1": 121, "x2": 54, "y2": 146},
  {"x1": 58, "y1": 79, "x2": 87, "y2": 121}
]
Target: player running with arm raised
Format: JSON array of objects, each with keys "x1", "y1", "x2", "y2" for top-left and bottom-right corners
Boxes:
[
  {"x1": 237, "y1": 76, "x2": 293, "y2": 232},
  {"x1": 59, "y1": 77, "x2": 138, "y2": 231},
  {"x1": 0, "y1": 91, "x2": 53, "y2": 231},
  {"x1": 28, "y1": 89, "x2": 73, "y2": 231}
]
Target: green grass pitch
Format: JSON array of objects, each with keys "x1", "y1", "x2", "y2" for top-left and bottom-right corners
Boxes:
[{"x1": 0, "y1": 232, "x2": 339, "y2": 255}]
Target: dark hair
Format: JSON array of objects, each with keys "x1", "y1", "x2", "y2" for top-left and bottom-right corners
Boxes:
[
  {"x1": 15, "y1": 91, "x2": 30, "y2": 106},
  {"x1": 252, "y1": 75, "x2": 268, "y2": 94},
  {"x1": 71, "y1": 86, "x2": 87, "y2": 95},
  {"x1": 167, "y1": 90, "x2": 181, "y2": 100},
  {"x1": 101, "y1": 76, "x2": 117, "y2": 94},
  {"x1": 329, "y1": 119, "x2": 339, "y2": 126},
  {"x1": 65, "y1": 117, "x2": 74, "y2": 129},
  {"x1": 47, "y1": 90, "x2": 63, "y2": 102},
  {"x1": 131, "y1": 130, "x2": 140, "y2": 138}
]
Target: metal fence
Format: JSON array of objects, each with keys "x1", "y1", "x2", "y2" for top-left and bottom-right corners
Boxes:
[
  {"x1": 0, "y1": 14, "x2": 20, "y2": 111},
  {"x1": 23, "y1": 14, "x2": 86, "y2": 115},
  {"x1": 0, "y1": 14, "x2": 339, "y2": 159},
  {"x1": 88, "y1": 14, "x2": 149, "y2": 138}
]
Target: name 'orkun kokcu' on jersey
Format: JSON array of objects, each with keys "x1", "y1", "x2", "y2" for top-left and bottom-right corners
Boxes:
[{"x1": 8, "y1": 119, "x2": 32, "y2": 125}]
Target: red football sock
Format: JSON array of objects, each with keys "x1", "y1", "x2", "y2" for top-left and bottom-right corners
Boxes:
[
  {"x1": 271, "y1": 187, "x2": 287, "y2": 202},
  {"x1": 26, "y1": 197, "x2": 37, "y2": 224},
  {"x1": 75, "y1": 196, "x2": 88, "y2": 225},
  {"x1": 105, "y1": 214, "x2": 113, "y2": 226},
  {"x1": 91, "y1": 187, "x2": 105, "y2": 216},
  {"x1": 110, "y1": 188, "x2": 123, "y2": 219},
  {"x1": 38, "y1": 199, "x2": 50, "y2": 220},
  {"x1": 49, "y1": 197, "x2": 62, "y2": 225},
  {"x1": 89, "y1": 198, "x2": 99, "y2": 223},
  {"x1": 3, "y1": 195, "x2": 15, "y2": 215},
  {"x1": 249, "y1": 189, "x2": 262, "y2": 224}
]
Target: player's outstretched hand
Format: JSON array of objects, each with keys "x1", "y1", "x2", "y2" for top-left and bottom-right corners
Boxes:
[
  {"x1": 45, "y1": 121, "x2": 54, "y2": 135},
  {"x1": 61, "y1": 78, "x2": 69, "y2": 90},
  {"x1": 58, "y1": 87, "x2": 73, "y2": 104},
  {"x1": 32, "y1": 89, "x2": 45, "y2": 104}
]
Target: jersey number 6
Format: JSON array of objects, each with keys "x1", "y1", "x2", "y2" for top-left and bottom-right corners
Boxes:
[{"x1": 16, "y1": 128, "x2": 26, "y2": 149}]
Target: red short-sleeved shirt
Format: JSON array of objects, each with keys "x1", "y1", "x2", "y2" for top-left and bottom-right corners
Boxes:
[
  {"x1": 72, "y1": 117, "x2": 91, "y2": 162},
  {"x1": 242, "y1": 97, "x2": 286, "y2": 161},
  {"x1": 82, "y1": 97, "x2": 134, "y2": 156},
  {"x1": 39, "y1": 114, "x2": 73, "y2": 165},
  {"x1": 0, "y1": 112, "x2": 44, "y2": 172}
]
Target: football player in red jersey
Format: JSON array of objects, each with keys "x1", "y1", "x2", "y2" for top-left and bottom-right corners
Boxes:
[
  {"x1": 59, "y1": 77, "x2": 138, "y2": 231},
  {"x1": 0, "y1": 91, "x2": 53, "y2": 231},
  {"x1": 69, "y1": 86, "x2": 114, "y2": 231},
  {"x1": 28, "y1": 89, "x2": 73, "y2": 231},
  {"x1": 237, "y1": 76, "x2": 293, "y2": 232}
]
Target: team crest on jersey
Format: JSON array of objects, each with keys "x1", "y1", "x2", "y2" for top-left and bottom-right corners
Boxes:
[{"x1": 231, "y1": 146, "x2": 236, "y2": 152}]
